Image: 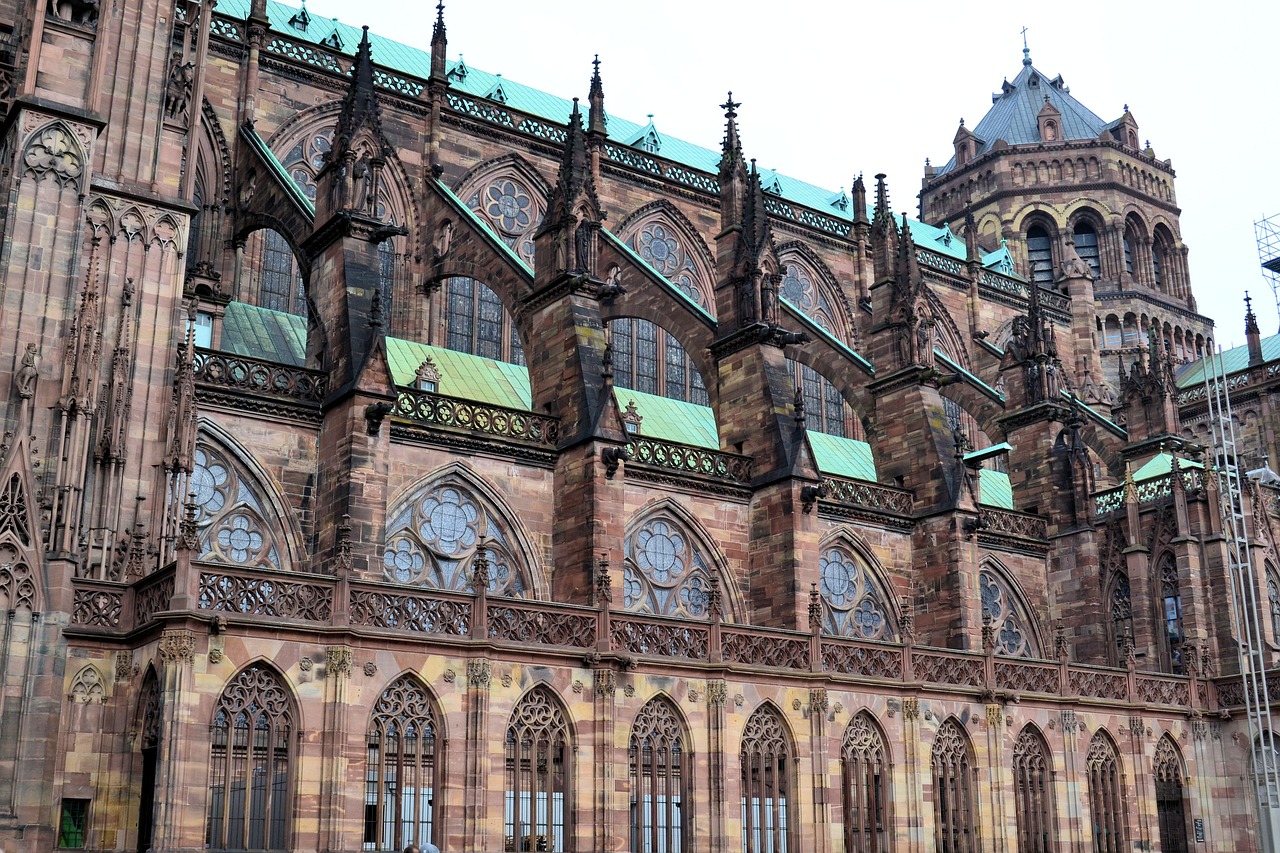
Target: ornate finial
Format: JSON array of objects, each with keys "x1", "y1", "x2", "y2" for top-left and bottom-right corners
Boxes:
[
  {"x1": 899, "y1": 595, "x2": 915, "y2": 641},
  {"x1": 707, "y1": 573, "x2": 723, "y2": 621},
  {"x1": 1122, "y1": 633, "x2": 1137, "y2": 668},
  {"x1": 592, "y1": 54, "x2": 600, "y2": 77},
  {"x1": 981, "y1": 609, "x2": 996, "y2": 653},
  {"x1": 472, "y1": 539, "x2": 491, "y2": 592},
  {"x1": 720, "y1": 91, "x2": 740, "y2": 119},
  {"x1": 958, "y1": 117, "x2": 965, "y2": 127},
  {"x1": 595, "y1": 552, "x2": 612, "y2": 607},
  {"x1": 178, "y1": 493, "x2": 200, "y2": 552},
  {"x1": 1055, "y1": 621, "x2": 1069, "y2": 659},
  {"x1": 1021, "y1": 27, "x2": 1032, "y2": 66},
  {"x1": 336, "y1": 513, "x2": 353, "y2": 572},
  {"x1": 1124, "y1": 103, "x2": 1130, "y2": 113},
  {"x1": 808, "y1": 582, "x2": 822, "y2": 629}
]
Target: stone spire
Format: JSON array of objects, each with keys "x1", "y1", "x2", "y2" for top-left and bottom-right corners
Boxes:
[
  {"x1": 717, "y1": 93, "x2": 747, "y2": 232},
  {"x1": 588, "y1": 55, "x2": 607, "y2": 137},
  {"x1": 316, "y1": 26, "x2": 393, "y2": 222},
  {"x1": 430, "y1": 2, "x2": 447, "y2": 81},
  {"x1": 872, "y1": 172, "x2": 892, "y2": 229},
  {"x1": 851, "y1": 173, "x2": 869, "y2": 228},
  {"x1": 1246, "y1": 291, "x2": 1265, "y2": 366},
  {"x1": 535, "y1": 98, "x2": 603, "y2": 277}
]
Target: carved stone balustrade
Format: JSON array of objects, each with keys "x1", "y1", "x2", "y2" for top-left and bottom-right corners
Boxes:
[
  {"x1": 193, "y1": 348, "x2": 327, "y2": 405},
  {"x1": 392, "y1": 386, "x2": 560, "y2": 447},
  {"x1": 626, "y1": 436, "x2": 754, "y2": 487}
]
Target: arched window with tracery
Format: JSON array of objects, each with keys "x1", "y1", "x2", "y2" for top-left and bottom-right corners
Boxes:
[
  {"x1": 282, "y1": 127, "x2": 333, "y2": 202},
  {"x1": 504, "y1": 688, "x2": 572, "y2": 852},
  {"x1": 819, "y1": 545, "x2": 896, "y2": 641},
  {"x1": 740, "y1": 705, "x2": 795, "y2": 853},
  {"x1": 1073, "y1": 221, "x2": 1101, "y2": 279},
  {"x1": 1152, "y1": 226, "x2": 1176, "y2": 294},
  {"x1": 444, "y1": 277, "x2": 525, "y2": 365},
  {"x1": 467, "y1": 173, "x2": 545, "y2": 269},
  {"x1": 931, "y1": 719, "x2": 977, "y2": 853},
  {"x1": 1086, "y1": 731, "x2": 1127, "y2": 853},
  {"x1": 206, "y1": 665, "x2": 294, "y2": 852},
  {"x1": 628, "y1": 218, "x2": 714, "y2": 315},
  {"x1": 609, "y1": 318, "x2": 708, "y2": 405},
  {"x1": 779, "y1": 258, "x2": 842, "y2": 338},
  {"x1": 1159, "y1": 555, "x2": 1186, "y2": 674},
  {"x1": 978, "y1": 567, "x2": 1039, "y2": 658},
  {"x1": 1109, "y1": 572, "x2": 1134, "y2": 665},
  {"x1": 1012, "y1": 727, "x2": 1055, "y2": 853},
  {"x1": 189, "y1": 442, "x2": 291, "y2": 572},
  {"x1": 786, "y1": 358, "x2": 856, "y2": 439},
  {"x1": 382, "y1": 478, "x2": 531, "y2": 597},
  {"x1": 623, "y1": 514, "x2": 719, "y2": 620},
  {"x1": 243, "y1": 228, "x2": 305, "y2": 316},
  {"x1": 1154, "y1": 737, "x2": 1189, "y2": 853},
  {"x1": 1025, "y1": 225, "x2": 1054, "y2": 288},
  {"x1": 842, "y1": 712, "x2": 889, "y2": 853},
  {"x1": 629, "y1": 697, "x2": 688, "y2": 853},
  {"x1": 364, "y1": 676, "x2": 440, "y2": 853}
]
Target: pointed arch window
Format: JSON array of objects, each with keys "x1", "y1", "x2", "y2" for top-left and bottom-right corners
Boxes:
[
  {"x1": 779, "y1": 261, "x2": 840, "y2": 335},
  {"x1": 283, "y1": 128, "x2": 334, "y2": 202},
  {"x1": 932, "y1": 719, "x2": 977, "y2": 853},
  {"x1": 382, "y1": 480, "x2": 530, "y2": 597},
  {"x1": 1123, "y1": 236, "x2": 1134, "y2": 275},
  {"x1": 979, "y1": 568, "x2": 1038, "y2": 658},
  {"x1": 1025, "y1": 225, "x2": 1054, "y2": 288},
  {"x1": 623, "y1": 516, "x2": 717, "y2": 619},
  {"x1": 1110, "y1": 572, "x2": 1134, "y2": 665},
  {"x1": 630, "y1": 221, "x2": 712, "y2": 313},
  {"x1": 364, "y1": 677, "x2": 440, "y2": 852},
  {"x1": 1154, "y1": 738, "x2": 1189, "y2": 853},
  {"x1": 137, "y1": 671, "x2": 162, "y2": 853},
  {"x1": 206, "y1": 665, "x2": 294, "y2": 852},
  {"x1": 1153, "y1": 243, "x2": 1166, "y2": 290},
  {"x1": 819, "y1": 546, "x2": 896, "y2": 641},
  {"x1": 1159, "y1": 556, "x2": 1186, "y2": 674},
  {"x1": 444, "y1": 277, "x2": 525, "y2": 366},
  {"x1": 467, "y1": 175, "x2": 543, "y2": 269},
  {"x1": 190, "y1": 443, "x2": 288, "y2": 571},
  {"x1": 504, "y1": 689, "x2": 571, "y2": 852},
  {"x1": 629, "y1": 698, "x2": 688, "y2": 853},
  {"x1": 786, "y1": 358, "x2": 855, "y2": 439},
  {"x1": 609, "y1": 318, "x2": 708, "y2": 405},
  {"x1": 1073, "y1": 222, "x2": 1101, "y2": 279},
  {"x1": 740, "y1": 705, "x2": 794, "y2": 853},
  {"x1": 1086, "y1": 732, "x2": 1127, "y2": 853},
  {"x1": 1012, "y1": 728, "x2": 1056, "y2": 853},
  {"x1": 842, "y1": 713, "x2": 889, "y2": 853},
  {"x1": 255, "y1": 229, "x2": 306, "y2": 316}
]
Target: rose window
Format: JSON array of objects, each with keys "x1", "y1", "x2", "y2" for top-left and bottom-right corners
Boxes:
[
  {"x1": 819, "y1": 547, "x2": 895, "y2": 640},
  {"x1": 485, "y1": 179, "x2": 532, "y2": 233},
  {"x1": 629, "y1": 221, "x2": 711, "y2": 312},
  {"x1": 623, "y1": 517, "x2": 719, "y2": 620},
  {"x1": 215, "y1": 515, "x2": 264, "y2": 564},
  {"x1": 382, "y1": 481, "x2": 530, "y2": 597},
  {"x1": 186, "y1": 442, "x2": 285, "y2": 570},
  {"x1": 781, "y1": 263, "x2": 816, "y2": 313},
  {"x1": 979, "y1": 569, "x2": 1037, "y2": 658}
]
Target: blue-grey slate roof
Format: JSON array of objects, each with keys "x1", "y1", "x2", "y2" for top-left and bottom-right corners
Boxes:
[{"x1": 938, "y1": 55, "x2": 1112, "y2": 175}]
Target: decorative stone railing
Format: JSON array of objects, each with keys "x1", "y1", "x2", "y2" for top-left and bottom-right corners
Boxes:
[
  {"x1": 69, "y1": 564, "x2": 1204, "y2": 710},
  {"x1": 979, "y1": 508, "x2": 1049, "y2": 541},
  {"x1": 193, "y1": 348, "x2": 327, "y2": 405},
  {"x1": 1177, "y1": 371, "x2": 1253, "y2": 406},
  {"x1": 820, "y1": 476, "x2": 915, "y2": 516},
  {"x1": 626, "y1": 437, "x2": 754, "y2": 485},
  {"x1": 1092, "y1": 468, "x2": 1205, "y2": 516},
  {"x1": 393, "y1": 387, "x2": 560, "y2": 446}
]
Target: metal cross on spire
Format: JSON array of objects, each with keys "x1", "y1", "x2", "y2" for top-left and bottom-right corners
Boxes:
[{"x1": 1021, "y1": 26, "x2": 1032, "y2": 66}]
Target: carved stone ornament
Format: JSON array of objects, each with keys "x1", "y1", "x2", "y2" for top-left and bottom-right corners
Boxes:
[
  {"x1": 15, "y1": 343, "x2": 37, "y2": 400},
  {"x1": 809, "y1": 688, "x2": 829, "y2": 715},
  {"x1": 1129, "y1": 716, "x2": 1146, "y2": 737},
  {"x1": 363, "y1": 661, "x2": 377, "y2": 677},
  {"x1": 706, "y1": 679, "x2": 727, "y2": 706},
  {"x1": 572, "y1": 680, "x2": 584, "y2": 694},
  {"x1": 593, "y1": 669, "x2": 615, "y2": 698},
  {"x1": 299, "y1": 657, "x2": 313, "y2": 673},
  {"x1": 23, "y1": 124, "x2": 84, "y2": 185},
  {"x1": 986, "y1": 704, "x2": 1003, "y2": 728},
  {"x1": 502, "y1": 673, "x2": 513, "y2": 688},
  {"x1": 442, "y1": 669, "x2": 456, "y2": 683},
  {"x1": 158, "y1": 630, "x2": 196, "y2": 664},
  {"x1": 208, "y1": 647, "x2": 224, "y2": 664},
  {"x1": 114, "y1": 650, "x2": 133, "y2": 682},
  {"x1": 467, "y1": 659, "x2": 492, "y2": 689},
  {"x1": 1061, "y1": 709, "x2": 1076, "y2": 730},
  {"x1": 623, "y1": 684, "x2": 635, "y2": 698},
  {"x1": 902, "y1": 697, "x2": 920, "y2": 720},
  {"x1": 164, "y1": 53, "x2": 195, "y2": 124},
  {"x1": 326, "y1": 646, "x2": 353, "y2": 678}
]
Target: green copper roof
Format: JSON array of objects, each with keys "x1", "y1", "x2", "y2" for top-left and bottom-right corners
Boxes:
[
  {"x1": 935, "y1": 350, "x2": 1004, "y2": 402},
  {"x1": 1176, "y1": 334, "x2": 1280, "y2": 388},
  {"x1": 1132, "y1": 452, "x2": 1203, "y2": 482},
  {"x1": 806, "y1": 431, "x2": 877, "y2": 482},
  {"x1": 432, "y1": 178, "x2": 534, "y2": 280},
  {"x1": 384, "y1": 338, "x2": 533, "y2": 410},
  {"x1": 782, "y1": 302, "x2": 874, "y2": 375},
  {"x1": 600, "y1": 229, "x2": 714, "y2": 325},
  {"x1": 220, "y1": 302, "x2": 308, "y2": 366},
  {"x1": 613, "y1": 387, "x2": 719, "y2": 449},
  {"x1": 241, "y1": 125, "x2": 315, "y2": 219},
  {"x1": 979, "y1": 469, "x2": 1015, "y2": 510}
]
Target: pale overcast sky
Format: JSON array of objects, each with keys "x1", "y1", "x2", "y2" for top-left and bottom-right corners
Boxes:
[{"x1": 307, "y1": 0, "x2": 1280, "y2": 346}]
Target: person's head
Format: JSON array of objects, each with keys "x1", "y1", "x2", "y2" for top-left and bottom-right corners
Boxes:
[{"x1": 402, "y1": 845, "x2": 420, "y2": 853}]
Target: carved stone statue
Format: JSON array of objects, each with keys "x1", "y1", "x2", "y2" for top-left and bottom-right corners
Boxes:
[
  {"x1": 574, "y1": 220, "x2": 591, "y2": 273},
  {"x1": 15, "y1": 343, "x2": 37, "y2": 400},
  {"x1": 432, "y1": 220, "x2": 453, "y2": 261},
  {"x1": 49, "y1": 0, "x2": 99, "y2": 27},
  {"x1": 164, "y1": 54, "x2": 195, "y2": 123}
]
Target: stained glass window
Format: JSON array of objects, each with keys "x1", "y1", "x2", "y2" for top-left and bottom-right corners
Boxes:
[
  {"x1": 630, "y1": 221, "x2": 711, "y2": 313},
  {"x1": 1073, "y1": 222, "x2": 1101, "y2": 279},
  {"x1": 932, "y1": 720, "x2": 977, "y2": 853},
  {"x1": 1160, "y1": 557, "x2": 1185, "y2": 674},
  {"x1": 842, "y1": 713, "x2": 889, "y2": 853},
  {"x1": 382, "y1": 481, "x2": 529, "y2": 597},
  {"x1": 779, "y1": 261, "x2": 839, "y2": 334},
  {"x1": 623, "y1": 518, "x2": 717, "y2": 620},
  {"x1": 505, "y1": 689, "x2": 571, "y2": 852},
  {"x1": 444, "y1": 278, "x2": 524, "y2": 365},
  {"x1": 1013, "y1": 728, "x2": 1055, "y2": 853},
  {"x1": 740, "y1": 706, "x2": 794, "y2": 853},
  {"x1": 189, "y1": 444, "x2": 286, "y2": 570},
  {"x1": 206, "y1": 665, "x2": 294, "y2": 852},
  {"x1": 258, "y1": 229, "x2": 305, "y2": 316},
  {"x1": 364, "y1": 677, "x2": 439, "y2": 852},
  {"x1": 608, "y1": 318, "x2": 709, "y2": 406},
  {"x1": 630, "y1": 698, "x2": 688, "y2": 853},
  {"x1": 818, "y1": 547, "x2": 896, "y2": 641},
  {"x1": 1110, "y1": 572, "x2": 1134, "y2": 664},
  {"x1": 282, "y1": 128, "x2": 333, "y2": 202},
  {"x1": 1268, "y1": 570, "x2": 1280, "y2": 642},
  {"x1": 979, "y1": 568, "x2": 1038, "y2": 658},
  {"x1": 787, "y1": 358, "x2": 852, "y2": 438},
  {"x1": 1086, "y1": 732, "x2": 1127, "y2": 853},
  {"x1": 467, "y1": 176, "x2": 542, "y2": 269}
]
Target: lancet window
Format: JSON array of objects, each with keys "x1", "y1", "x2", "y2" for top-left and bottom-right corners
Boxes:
[
  {"x1": 932, "y1": 719, "x2": 977, "y2": 853},
  {"x1": 1012, "y1": 728, "x2": 1055, "y2": 853},
  {"x1": 206, "y1": 665, "x2": 294, "y2": 852},
  {"x1": 1086, "y1": 732, "x2": 1127, "y2": 853},
  {"x1": 609, "y1": 318, "x2": 708, "y2": 405},
  {"x1": 629, "y1": 698, "x2": 688, "y2": 853},
  {"x1": 629, "y1": 220, "x2": 712, "y2": 313},
  {"x1": 1154, "y1": 737, "x2": 1188, "y2": 853},
  {"x1": 467, "y1": 175, "x2": 543, "y2": 269},
  {"x1": 504, "y1": 688, "x2": 571, "y2": 853},
  {"x1": 364, "y1": 676, "x2": 439, "y2": 852},
  {"x1": 740, "y1": 705, "x2": 794, "y2": 853},
  {"x1": 444, "y1": 277, "x2": 525, "y2": 365},
  {"x1": 252, "y1": 228, "x2": 306, "y2": 316},
  {"x1": 819, "y1": 546, "x2": 896, "y2": 641},
  {"x1": 382, "y1": 479, "x2": 530, "y2": 597},
  {"x1": 623, "y1": 516, "x2": 717, "y2": 620},
  {"x1": 189, "y1": 443, "x2": 288, "y2": 571},
  {"x1": 842, "y1": 713, "x2": 889, "y2": 853},
  {"x1": 978, "y1": 568, "x2": 1038, "y2": 658},
  {"x1": 1159, "y1": 556, "x2": 1186, "y2": 674},
  {"x1": 1267, "y1": 569, "x2": 1280, "y2": 642}
]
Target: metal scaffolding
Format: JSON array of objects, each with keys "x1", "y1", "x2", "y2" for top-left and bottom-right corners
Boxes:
[{"x1": 1257, "y1": 214, "x2": 1280, "y2": 333}]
